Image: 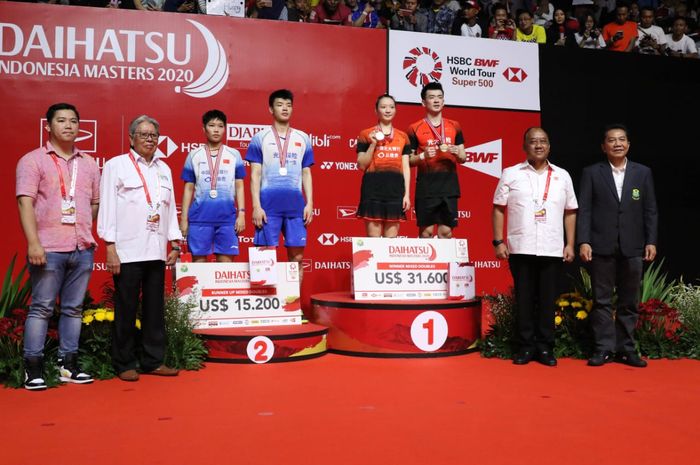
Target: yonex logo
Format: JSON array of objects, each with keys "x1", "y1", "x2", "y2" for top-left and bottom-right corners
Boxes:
[
  {"x1": 502, "y1": 67, "x2": 528, "y2": 83},
  {"x1": 403, "y1": 47, "x2": 443, "y2": 87},
  {"x1": 320, "y1": 161, "x2": 334, "y2": 170},
  {"x1": 318, "y1": 233, "x2": 339, "y2": 246}
]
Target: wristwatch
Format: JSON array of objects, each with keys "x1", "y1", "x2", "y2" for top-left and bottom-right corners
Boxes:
[
  {"x1": 492, "y1": 239, "x2": 504, "y2": 247},
  {"x1": 171, "y1": 246, "x2": 181, "y2": 252}
]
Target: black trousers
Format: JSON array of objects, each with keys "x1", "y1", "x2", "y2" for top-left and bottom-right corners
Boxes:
[
  {"x1": 508, "y1": 254, "x2": 561, "y2": 352},
  {"x1": 112, "y1": 260, "x2": 166, "y2": 373},
  {"x1": 589, "y1": 254, "x2": 643, "y2": 352}
]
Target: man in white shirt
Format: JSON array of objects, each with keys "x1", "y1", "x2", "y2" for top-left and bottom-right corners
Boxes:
[
  {"x1": 666, "y1": 17, "x2": 699, "y2": 58},
  {"x1": 637, "y1": 7, "x2": 667, "y2": 55},
  {"x1": 492, "y1": 127, "x2": 577, "y2": 366},
  {"x1": 98, "y1": 115, "x2": 183, "y2": 382}
]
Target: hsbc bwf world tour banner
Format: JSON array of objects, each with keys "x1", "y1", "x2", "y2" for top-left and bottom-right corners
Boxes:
[{"x1": 0, "y1": 3, "x2": 541, "y2": 305}]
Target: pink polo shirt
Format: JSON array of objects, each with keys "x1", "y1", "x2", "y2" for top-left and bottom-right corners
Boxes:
[{"x1": 16, "y1": 142, "x2": 100, "y2": 252}]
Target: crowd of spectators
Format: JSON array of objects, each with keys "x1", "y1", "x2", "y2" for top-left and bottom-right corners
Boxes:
[{"x1": 9, "y1": 0, "x2": 700, "y2": 57}]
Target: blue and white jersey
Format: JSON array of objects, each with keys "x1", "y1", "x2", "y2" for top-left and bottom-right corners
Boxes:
[
  {"x1": 245, "y1": 127, "x2": 314, "y2": 217},
  {"x1": 181, "y1": 145, "x2": 246, "y2": 224}
]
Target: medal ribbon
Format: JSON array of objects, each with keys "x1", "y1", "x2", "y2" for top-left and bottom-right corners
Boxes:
[
  {"x1": 375, "y1": 124, "x2": 394, "y2": 142},
  {"x1": 128, "y1": 151, "x2": 161, "y2": 208},
  {"x1": 271, "y1": 126, "x2": 293, "y2": 169},
  {"x1": 205, "y1": 145, "x2": 223, "y2": 192},
  {"x1": 424, "y1": 117, "x2": 445, "y2": 146},
  {"x1": 50, "y1": 153, "x2": 79, "y2": 199}
]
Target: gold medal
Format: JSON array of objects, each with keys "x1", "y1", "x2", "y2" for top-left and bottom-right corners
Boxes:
[{"x1": 439, "y1": 143, "x2": 449, "y2": 152}]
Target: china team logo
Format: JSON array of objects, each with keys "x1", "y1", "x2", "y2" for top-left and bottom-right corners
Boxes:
[{"x1": 403, "y1": 47, "x2": 442, "y2": 87}]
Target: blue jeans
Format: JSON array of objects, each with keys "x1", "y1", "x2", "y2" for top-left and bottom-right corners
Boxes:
[{"x1": 24, "y1": 248, "x2": 94, "y2": 358}]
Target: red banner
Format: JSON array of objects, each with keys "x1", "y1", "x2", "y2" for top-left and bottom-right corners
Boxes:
[{"x1": 1, "y1": 3, "x2": 538, "y2": 309}]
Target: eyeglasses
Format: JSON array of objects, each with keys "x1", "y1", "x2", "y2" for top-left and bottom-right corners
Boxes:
[{"x1": 134, "y1": 132, "x2": 160, "y2": 140}]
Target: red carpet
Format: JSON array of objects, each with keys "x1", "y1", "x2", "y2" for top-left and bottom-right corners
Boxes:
[{"x1": 3, "y1": 354, "x2": 699, "y2": 465}]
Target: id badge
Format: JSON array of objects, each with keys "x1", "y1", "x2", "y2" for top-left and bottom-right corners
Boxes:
[
  {"x1": 146, "y1": 205, "x2": 160, "y2": 232},
  {"x1": 534, "y1": 208, "x2": 547, "y2": 223},
  {"x1": 61, "y1": 199, "x2": 77, "y2": 224}
]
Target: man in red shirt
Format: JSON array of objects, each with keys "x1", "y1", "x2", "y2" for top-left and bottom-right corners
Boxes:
[
  {"x1": 603, "y1": 3, "x2": 638, "y2": 51},
  {"x1": 407, "y1": 82, "x2": 467, "y2": 239},
  {"x1": 310, "y1": 0, "x2": 352, "y2": 25}
]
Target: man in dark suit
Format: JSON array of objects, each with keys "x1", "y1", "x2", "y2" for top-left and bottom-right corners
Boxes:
[{"x1": 577, "y1": 124, "x2": 658, "y2": 368}]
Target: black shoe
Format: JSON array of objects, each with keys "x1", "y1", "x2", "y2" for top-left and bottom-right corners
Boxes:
[
  {"x1": 614, "y1": 351, "x2": 648, "y2": 368},
  {"x1": 58, "y1": 353, "x2": 94, "y2": 384},
  {"x1": 537, "y1": 350, "x2": 557, "y2": 367},
  {"x1": 513, "y1": 349, "x2": 534, "y2": 365},
  {"x1": 24, "y1": 356, "x2": 47, "y2": 391},
  {"x1": 587, "y1": 351, "x2": 613, "y2": 367}
]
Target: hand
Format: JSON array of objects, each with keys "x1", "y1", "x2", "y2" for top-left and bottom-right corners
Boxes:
[
  {"x1": 426, "y1": 145, "x2": 437, "y2": 158},
  {"x1": 363, "y1": 3, "x2": 374, "y2": 14},
  {"x1": 563, "y1": 244, "x2": 575, "y2": 263},
  {"x1": 369, "y1": 131, "x2": 380, "y2": 145},
  {"x1": 579, "y1": 244, "x2": 592, "y2": 263},
  {"x1": 644, "y1": 244, "x2": 657, "y2": 262},
  {"x1": 235, "y1": 214, "x2": 245, "y2": 234},
  {"x1": 448, "y1": 145, "x2": 460, "y2": 156},
  {"x1": 166, "y1": 250, "x2": 179, "y2": 266},
  {"x1": 495, "y1": 243, "x2": 509, "y2": 260},
  {"x1": 252, "y1": 206, "x2": 267, "y2": 228},
  {"x1": 178, "y1": 1, "x2": 194, "y2": 11},
  {"x1": 106, "y1": 246, "x2": 121, "y2": 275},
  {"x1": 402, "y1": 195, "x2": 411, "y2": 212},
  {"x1": 408, "y1": 13, "x2": 416, "y2": 24},
  {"x1": 27, "y1": 242, "x2": 47, "y2": 266},
  {"x1": 179, "y1": 219, "x2": 188, "y2": 238},
  {"x1": 303, "y1": 204, "x2": 314, "y2": 226}
]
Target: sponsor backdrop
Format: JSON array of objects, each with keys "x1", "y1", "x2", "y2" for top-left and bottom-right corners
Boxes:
[{"x1": 1, "y1": 3, "x2": 540, "y2": 311}]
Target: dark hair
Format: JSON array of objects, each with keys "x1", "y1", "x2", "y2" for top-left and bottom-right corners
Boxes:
[
  {"x1": 517, "y1": 9, "x2": 533, "y2": 19},
  {"x1": 420, "y1": 82, "x2": 444, "y2": 100},
  {"x1": 639, "y1": 6, "x2": 654, "y2": 14},
  {"x1": 269, "y1": 89, "x2": 294, "y2": 107},
  {"x1": 46, "y1": 103, "x2": 79, "y2": 123},
  {"x1": 673, "y1": 16, "x2": 687, "y2": 25},
  {"x1": 578, "y1": 13, "x2": 596, "y2": 32},
  {"x1": 603, "y1": 123, "x2": 629, "y2": 141},
  {"x1": 615, "y1": 1, "x2": 630, "y2": 11},
  {"x1": 552, "y1": 8, "x2": 566, "y2": 23},
  {"x1": 491, "y1": 2, "x2": 507, "y2": 15},
  {"x1": 523, "y1": 127, "x2": 548, "y2": 143},
  {"x1": 375, "y1": 93, "x2": 396, "y2": 109},
  {"x1": 202, "y1": 109, "x2": 227, "y2": 126}
]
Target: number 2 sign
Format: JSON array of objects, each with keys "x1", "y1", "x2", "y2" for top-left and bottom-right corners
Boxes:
[{"x1": 246, "y1": 336, "x2": 275, "y2": 363}]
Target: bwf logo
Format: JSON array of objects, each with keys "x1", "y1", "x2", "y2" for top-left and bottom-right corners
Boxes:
[
  {"x1": 460, "y1": 139, "x2": 502, "y2": 178},
  {"x1": 40, "y1": 118, "x2": 97, "y2": 153}
]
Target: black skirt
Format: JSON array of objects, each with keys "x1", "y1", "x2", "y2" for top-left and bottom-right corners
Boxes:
[{"x1": 357, "y1": 170, "x2": 406, "y2": 221}]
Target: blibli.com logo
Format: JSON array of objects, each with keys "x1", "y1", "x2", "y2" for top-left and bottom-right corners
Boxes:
[{"x1": 0, "y1": 19, "x2": 228, "y2": 98}]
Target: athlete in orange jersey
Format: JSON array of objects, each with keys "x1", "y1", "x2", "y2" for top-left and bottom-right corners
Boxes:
[{"x1": 356, "y1": 94, "x2": 411, "y2": 237}]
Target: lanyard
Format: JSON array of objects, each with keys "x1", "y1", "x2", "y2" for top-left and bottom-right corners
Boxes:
[
  {"x1": 530, "y1": 165, "x2": 553, "y2": 205},
  {"x1": 271, "y1": 126, "x2": 293, "y2": 168},
  {"x1": 423, "y1": 117, "x2": 445, "y2": 144},
  {"x1": 205, "y1": 145, "x2": 223, "y2": 191},
  {"x1": 376, "y1": 124, "x2": 394, "y2": 142},
  {"x1": 128, "y1": 151, "x2": 161, "y2": 207},
  {"x1": 50, "y1": 154, "x2": 78, "y2": 199}
]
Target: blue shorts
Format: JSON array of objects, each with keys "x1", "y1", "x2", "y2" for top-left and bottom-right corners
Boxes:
[
  {"x1": 188, "y1": 223, "x2": 239, "y2": 256},
  {"x1": 254, "y1": 216, "x2": 306, "y2": 247}
]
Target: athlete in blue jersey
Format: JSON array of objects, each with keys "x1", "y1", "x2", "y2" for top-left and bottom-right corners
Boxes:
[
  {"x1": 180, "y1": 110, "x2": 246, "y2": 261},
  {"x1": 246, "y1": 89, "x2": 314, "y2": 269}
]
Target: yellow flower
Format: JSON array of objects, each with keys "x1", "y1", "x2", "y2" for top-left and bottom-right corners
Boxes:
[
  {"x1": 106, "y1": 311, "x2": 115, "y2": 322},
  {"x1": 571, "y1": 301, "x2": 582, "y2": 308},
  {"x1": 135, "y1": 319, "x2": 141, "y2": 330},
  {"x1": 83, "y1": 309, "x2": 96, "y2": 317},
  {"x1": 575, "y1": 310, "x2": 588, "y2": 320},
  {"x1": 94, "y1": 312, "x2": 105, "y2": 322},
  {"x1": 557, "y1": 300, "x2": 571, "y2": 307},
  {"x1": 82, "y1": 314, "x2": 94, "y2": 325},
  {"x1": 585, "y1": 300, "x2": 593, "y2": 311},
  {"x1": 555, "y1": 315, "x2": 563, "y2": 326}
]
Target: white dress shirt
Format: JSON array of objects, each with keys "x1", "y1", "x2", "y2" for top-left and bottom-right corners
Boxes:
[
  {"x1": 97, "y1": 150, "x2": 183, "y2": 264},
  {"x1": 493, "y1": 160, "x2": 578, "y2": 257},
  {"x1": 609, "y1": 157, "x2": 627, "y2": 200}
]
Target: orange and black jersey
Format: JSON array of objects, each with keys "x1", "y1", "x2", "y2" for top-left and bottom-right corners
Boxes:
[
  {"x1": 407, "y1": 118, "x2": 464, "y2": 199},
  {"x1": 356, "y1": 127, "x2": 411, "y2": 173}
]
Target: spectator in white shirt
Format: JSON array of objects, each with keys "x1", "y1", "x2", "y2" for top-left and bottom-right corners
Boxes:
[
  {"x1": 533, "y1": 0, "x2": 554, "y2": 26},
  {"x1": 98, "y1": 115, "x2": 183, "y2": 382},
  {"x1": 492, "y1": 127, "x2": 578, "y2": 367},
  {"x1": 637, "y1": 7, "x2": 667, "y2": 55},
  {"x1": 452, "y1": 0, "x2": 482, "y2": 37},
  {"x1": 666, "y1": 17, "x2": 699, "y2": 58}
]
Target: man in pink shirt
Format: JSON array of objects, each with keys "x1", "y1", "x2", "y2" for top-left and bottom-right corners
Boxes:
[{"x1": 16, "y1": 103, "x2": 100, "y2": 390}]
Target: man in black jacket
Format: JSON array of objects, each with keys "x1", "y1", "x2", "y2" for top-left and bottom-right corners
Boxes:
[{"x1": 577, "y1": 124, "x2": 658, "y2": 368}]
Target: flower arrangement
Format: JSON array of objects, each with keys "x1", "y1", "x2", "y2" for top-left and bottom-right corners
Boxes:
[
  {"x1": 553, "y1": 292, "x2": 594, "y2": 358},
  {"x1": 635, "y1": 299, "x2": 685, "y2": 358}
]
